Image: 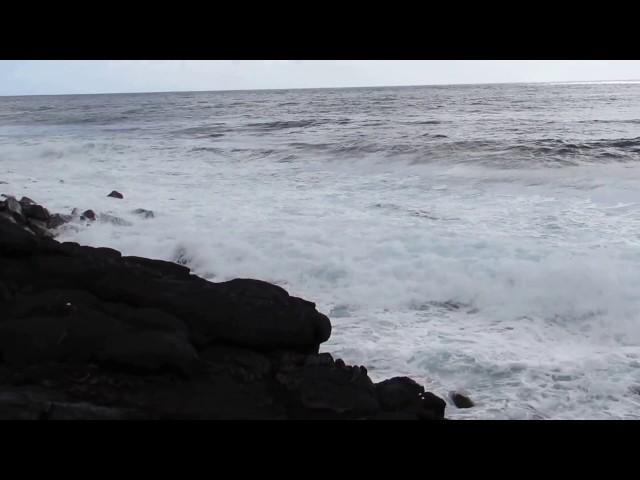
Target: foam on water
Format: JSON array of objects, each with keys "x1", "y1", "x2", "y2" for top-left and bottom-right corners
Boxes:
[{"x1": 2, "y1": 84, "x2": 640, "y2": 418}]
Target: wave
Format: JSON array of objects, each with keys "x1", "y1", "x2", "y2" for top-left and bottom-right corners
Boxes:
[{"x1": 245, "y1": 118, "x2": 351, "y2": 131}]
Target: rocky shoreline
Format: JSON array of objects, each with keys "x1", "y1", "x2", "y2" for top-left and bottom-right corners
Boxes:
[{"x1": 0, "y1": 194, "x2": 448, "y2": 420}]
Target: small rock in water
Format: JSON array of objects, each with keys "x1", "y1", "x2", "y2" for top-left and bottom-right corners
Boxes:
[
  {"x1": 81, "y1": 209, "x2": 97, "y2": 221},
  {"x1": 132, "y1": 208, "x2": 154, "y2": 219},
  {"x1": 107, "y1": 191, "x2": 124, "y2": 199},
  {"x1": 450, "y1": 391, "x2": 475, "y2": 408},
  {"x1": 19, "y1": 196, "x2": 36, "y2": 206}
]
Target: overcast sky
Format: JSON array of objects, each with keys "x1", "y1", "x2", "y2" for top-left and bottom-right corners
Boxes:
[{"x1": 1, "y1": 60, "x2": 640, "y2": 96}]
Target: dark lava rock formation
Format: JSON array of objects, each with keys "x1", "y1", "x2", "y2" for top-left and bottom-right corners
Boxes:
[
  {"x1": 450, "y1": 391, "x2": 475, "y2": 409},
  {"x1": 0, "y1": 195, "x2": 446, "y2": 420}
]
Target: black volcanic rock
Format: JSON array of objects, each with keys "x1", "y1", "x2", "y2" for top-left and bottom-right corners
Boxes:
[
  {"x1": 450, "y1": 391, "x2": 475, "y2": 408},
  {"x1": 375, "y1": 376, "x2": 447, "y2": 419},
  {"x1": 27, "y1": 218, "x2": 52, "y2": 237},
  {"x1": 81, "y1": 209, "x2": 96, "y2": 221},
  {"x1": 0, "y1": 196, "x2": 447, "y2": 420},
  {"x1": 48, "y1": 213, "x2": 73, "y2": 229},
  {"x1": 99, "y1": 331, "x2": 198, "y2": 373},
  {"x1": 5, "y1": 196, "x2": 23, "y2": 219},
  {"x1": 376, "y1": 376, "x2": 425, "y2": 411},
  {"x1": 23, "y1": 204, "x2": 50, "y2": 222},
  {"x1": 107, "y1": 191, "x2": 124, "y2": 199}
]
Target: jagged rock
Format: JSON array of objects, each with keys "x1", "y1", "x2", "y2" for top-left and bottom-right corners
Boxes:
[
  {"x1": 376, "y1": 377, "x2": 425, "y2": 411},
  {"x1": 107, "y1": 191, "x2": 124, "y2": 199},
  {"x1": 23, "y1": 204, "x2": 50, "y2": 221},
  {"x1": 123, "y1": 256, "x2": 190, "y2": 278},
  {"x1": 296, "y1": 363, "x2": 380, "y2": 417},
  {"x1": 0, "y1": 215, "x2": 38, "y2": 254},
  {"x1": 304, "y1": 352, "x2": 334, "y2": 367},
  {"x1": 5, "y1": 196, "x2": 23, "y2": 219},
  {"x1": 0, "y1": 211, "x2": 17, "y2": 224},
  {"x1": 27, "y1": 218, "x2": 53, "y2": 237},
  {"x1": 450, "y1": 391, "x2": 475, "y2": 408},
  {"x1": 420, "y1": 392, "x2": 447, "y2": 419},
  {"x1": 132, "y1": 208, "x2": 154, "y2": 219},
  {"x1": 19, "y1": 196, "x2": 36, "y2": 206}
]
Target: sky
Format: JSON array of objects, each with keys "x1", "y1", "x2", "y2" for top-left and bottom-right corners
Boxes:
[{"x1": 1, "y1": 60, "x2": 640, "y2": 96}]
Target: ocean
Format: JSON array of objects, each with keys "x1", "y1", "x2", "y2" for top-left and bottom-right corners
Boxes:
[{"x1": 1, "y1": 82, "x2": 640, "y2": 419}]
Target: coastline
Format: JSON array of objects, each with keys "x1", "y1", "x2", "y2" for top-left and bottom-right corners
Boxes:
[{"x1": 0, "y1": 193, "x2": 448, "y2": 419}]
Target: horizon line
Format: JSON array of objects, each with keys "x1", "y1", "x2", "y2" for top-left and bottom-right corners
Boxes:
[{"x1": 2, "y1": 78, "x2": 640, "y2": 98}]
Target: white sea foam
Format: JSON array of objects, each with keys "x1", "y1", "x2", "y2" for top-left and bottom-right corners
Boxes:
[{"x1": 2, "y1": 140, "x2": 640, "y2": 419}]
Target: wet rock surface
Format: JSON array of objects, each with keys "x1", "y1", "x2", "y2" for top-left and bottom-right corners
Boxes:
[
  {"x1": 450, "y1": 391, "x2": 475, "y2": 409},
  {"x1": 0, "y1": 194, "x2": 447, "y2": 420}
]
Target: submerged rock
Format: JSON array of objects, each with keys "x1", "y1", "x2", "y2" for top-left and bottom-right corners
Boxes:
[
  {"x1": 99, "y1": 213, "x2": 132, "y2": 226},
  {"x1": 132, "y1": 208, "x2": 154, "y2": 219},
  {"x1": 48, "y1": 213, "x2": 73, "y2": 229},
  {"x1": 81, "y1": 209, "x2": 97, "y2": 221},
  {"x1": 107, "y1": 191, "x2": 124, "y2": 199},
  {"x1": 450, "y1": 391, "x2": 475, "y2": 408}
]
